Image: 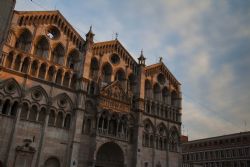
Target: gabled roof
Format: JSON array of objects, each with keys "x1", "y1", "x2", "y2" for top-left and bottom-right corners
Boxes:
[
  {"x1": 145, "y1": 62, "x2": 181, "y2": 86},
  {"x1": 14, "y1": 10, "x2": 85, "y2": 47},
  {"x1": 92, "y1": 39, "x2": 138, "y2": 69}
]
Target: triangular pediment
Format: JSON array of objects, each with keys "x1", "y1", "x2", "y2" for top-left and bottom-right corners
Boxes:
[
  {"x1": 145, "y1": 62, "x2": 180, "y2": 87},
  {"x1": 100, "y1": 81, "x2": 130, "y2": 103}
]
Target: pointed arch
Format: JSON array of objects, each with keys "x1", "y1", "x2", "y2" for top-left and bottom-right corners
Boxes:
[
  {"x1": 20, "y1": 102, "x2": 29, "y2": 120},
  {"x1": 64, "y1": 113, "x2": 71, "y2": 129},
  {"x1": 143, "y1": 118, "x2": 155, "y2": 133},
  {"x1": 2, "y1": 78, "x2": 22, "y2": 97},
  {"x1": 15, "y1": 28, "x2": 32, "y2": 52},
  {"x1": 101, "y1": 62, "x2": 112, "y2": 84},
  {"x1": 55, "y1": 69, "x2": 63, "y2": 85},
  {"x1": 38, "y1": 63, "x2": 47, "y2": 79},
  {"x1": 13, "y1": 54, "x2": 22, "y2": 71},
  {"x1": 27, "y1": 85, "x2": 49, "y2": 104},
  {"x1": 53, "y1": 93, "x2": 73, "y2": 110},
  {"x1": 56, "y1": 111, "x2": 63, "y2": 128},
  {"x1": 30, "y1": 60, "x2": 39, "y2": 76},
  {"x1": 67, "y1": 49, "x2": 79, "y2": 70},
  {"x1": 63, "y1": 72, "x2": 70, "y2": 87},
  {"x1": 21, "y1": 57, "x2": 30, "y2": 73},
  {"x1": 89, "y1": 57, "x2": 99, "y2": 78},
  {"x1": 34, "y1": 35, "x2": 50, "y2": 58},
  {"x1": 47, "y1": 66, "x2": 56, "y2": 81},
  {"x1": 5, "y1": 52, "x2": 14, "y2": 68},
  {"x1": 51, "y1": 43, "x2": 65, "y2": 65}
]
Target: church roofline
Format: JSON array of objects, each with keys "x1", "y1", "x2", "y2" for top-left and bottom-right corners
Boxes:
[
  {"x1": 93, "y1": 39, "x2": 138, "y2": 66},
  {"x1": 146, "y1": 62, "x2": 181, "y2": 86},
  {"x1": 14, "y1": 10, "x2": 85, "y2": 43}
]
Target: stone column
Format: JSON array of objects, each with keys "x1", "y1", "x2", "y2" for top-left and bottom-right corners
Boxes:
[
  {"x1": 35, "y1": 106, "x2": 50, "y2": 167},
  {"x1": 5, "y1": 102, "x2": 22, "y2": 167}
]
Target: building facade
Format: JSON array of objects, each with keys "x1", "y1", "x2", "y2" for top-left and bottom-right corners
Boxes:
[
  {"x1": 0, "y1": 0, "x2": 16, "y2": 55},
  {"x1": 182, "y1": 132, "x2": 250, "y2": 167},
  {"x1": 0, "y1": 10, "x2": 182, "y2": 167}
]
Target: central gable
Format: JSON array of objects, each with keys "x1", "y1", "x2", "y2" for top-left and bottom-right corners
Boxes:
[
  {"x1": 100, "y1": 81, "x2": 130, "y2": 103},
  {"x1": 99, "y1": 81, "x2": 131, "y2": 113}
]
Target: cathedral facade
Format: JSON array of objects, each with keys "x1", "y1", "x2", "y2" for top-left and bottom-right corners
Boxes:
[{"x1": 0, "y1": 10, "x2": 182, "y2": 167}]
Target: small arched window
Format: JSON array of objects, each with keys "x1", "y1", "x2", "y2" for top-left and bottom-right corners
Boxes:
[
  {"x1": 38, "y1": 107, "x2": 46, "y2": 123},
  {"x1": 63, "y1": 72, "x2": 70, "y2": 87},
  {"x1": 2, "y1": 99, "x2": 11, "y2": 115},
  {"x1": 55, "y1": 69, "x2": 63, "y2": 85},
  {"x1": 38, "y1": 63, "x2": 47, "y2": 79},
  {"x1": 28, "y1": 105, "x2": 38, "y2": 121},
  {"x1": 47, "y1": 66, "x2": 55, "y2": 81},
  {"x1": 13, "y1": 55, "x2": 22, "y2": 71},
  {"x1": 30, "y1": 60, "x2": 38, "y2": 76},
  {"x1": 10, "y1": 101, "x2": 19, "y2": 116},
  {"x1": 48, "y1": 110, "x2": 55, "y2": 126},
  {"x1": 64, "y1": 114, "x2": 71, "y2": 129},
  {"x1": 5, "y1": 52, "x2": 14, "y2": 68},
  {"x1": 89, "y1": 57, "x2": 99, "y2": 78},
  {"x1": 21, "y1": 57, "x2": 30, "y2": 73},
  {"x1": 56, "y1": 112, "x2": 63, "y2": 128},
  {"x1": 20, "y1": 103, "x2": 29, "y2": 119}
]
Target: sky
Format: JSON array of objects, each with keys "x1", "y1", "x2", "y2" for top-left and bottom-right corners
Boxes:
[{"x1": 15, "y1": 0, "x2": 250, "y2": 140}]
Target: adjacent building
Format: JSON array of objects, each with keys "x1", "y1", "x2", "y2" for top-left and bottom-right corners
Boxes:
[
  {"x1": 0, "y1": 10, "x2": 182, "y2": 167},
  {"x1": 182, "y1": 132, "x2": 250, "y2": 167},
  {"x1": 0, "y1": 0, "x2": 16, "y2": 56}
]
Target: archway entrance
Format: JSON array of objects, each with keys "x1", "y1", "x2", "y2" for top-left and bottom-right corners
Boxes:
[{"x1": 95, "y1": 142, "x2": 124, "y2": 167}]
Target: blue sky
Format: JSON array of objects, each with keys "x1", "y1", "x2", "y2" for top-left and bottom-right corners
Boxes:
[{"x1": 15, "y1": 0, "x2": 250, "y2": 140}]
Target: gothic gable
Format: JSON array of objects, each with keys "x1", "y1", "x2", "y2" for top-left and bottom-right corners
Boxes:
[
  {"x1": 100, "y1": 81, "x2": 130, "y2": 103},
  {"x1": 99, "y1": 81, "x2": 131, "y2": 113},
  {"x1": 145, "y1": 62, "x2": 180, "y2": 88}
]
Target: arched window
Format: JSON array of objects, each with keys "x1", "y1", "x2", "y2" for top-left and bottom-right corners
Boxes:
[
  {"x1": 102, "y1": 63, "x2": 112, "y2": 84},
  {"x1": 30, "y1": 60, "x2": 38, "y2": 76},
  {"x1": 56, "y1": 112, "x2": 63, "y2": 128},
  {"x1": 5, "y1": 52, "x2": 14, "y2": 68},
  {"x1": 44, "y1": 157, "x2": 60, "y2": 167},
  {"x1": 38, "y1": 63, "x2": 47, "y2": 79},
  {"x1": 21, "y1": 57, "x2": 30, "y2": 73},
  {"x1": 55, "y1": 69, "x2": 63, "y2": 85},
  {"x1": 38, "y1": 107, "x2": 46, "y2": 123},
  {"x1": 47, "y1": 66, "x2": 55, "y2": 81},
  {"x1": 145, "y1": 80, "x2": 152, "y2": 99},
  {"x1": 70, "y1": 73, "x2": 77, "y2": 89},
  {"x1": 63, "y1": 72, "x2": 70, "y2": 87},
  {"x1": 15, "y1": 29, "x2": 32, "y2": 52},
  {"x1": 48, "y1": 110, "x2": 55, "y2": 126},
  {"x1": 28, "y1": 105, "x2": 38, "y2": 121},
  {"x1": 153, "y1": 83, "x2": 161, "y2": 101},
  {"x1": 89, "y1": 57, "x2": 99, "y2": 79},
  {"x1": 128, "y1": 73, "x2": 136, "y2": 93},
  {"x1": 171, "y1": 91, "x2": 179, "y2": 107},
  {"x1": 115, "y1": 69, "x2": 126, "y2": 81},
  {"x1": 10, "y1": 101, "x2": 19, "y2": 116},
  {"x1": 2, "y1": 99, "x2": 11, "y2": 115},
  {"x1": 51, "y1": 43, "x2": 65, "y2": 65},
  {"x1": 20, "y1": 103, "x2": 29, "y2": 119},
  {"x1": 67, "y1": 49, "x2": 79, "y2": 70},
  {"x1": 13, "y1": 55, "x2": 22, "y2": 71},
  {"x1": 35, "y1": 36, "x2": 49, "y2": 58},
  {"x1": 162, "y1": 87, "x2": 169, "y2": 104},
  {"x1": 63, "y1": 114, "x2": 71, "y2": 129}
]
